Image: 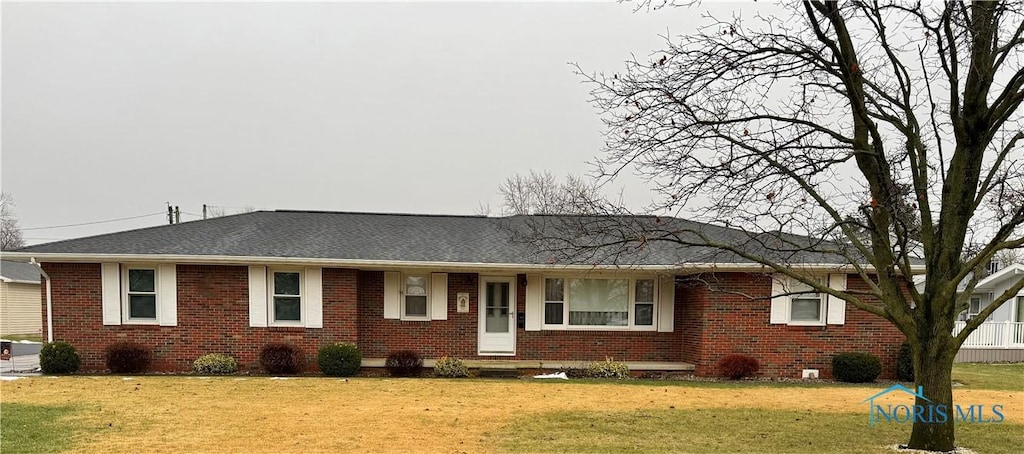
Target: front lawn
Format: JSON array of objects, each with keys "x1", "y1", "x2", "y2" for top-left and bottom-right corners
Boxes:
[
  {"x1": 0, "y1": 403, "x2": 80, "y2": 454},
  {"x1": 1, "y1": 372, "x2": 1019, "y2": 453},
  {"x1": 952, "y1": 363, "x2": 1024, "y2": 391},
  {"x1": 492, "y1": 408, "x2": 1019, "y2": 454}
]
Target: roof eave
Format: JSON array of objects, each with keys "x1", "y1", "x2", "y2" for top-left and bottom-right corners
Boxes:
[
  {"x1": 2, "y1": 251, "x2": 922, "y2": 274},
  {"x1": 972, "y1": 264, "x2": 1024, "y2": 291}
]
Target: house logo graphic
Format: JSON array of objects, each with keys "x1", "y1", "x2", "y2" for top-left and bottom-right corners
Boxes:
[{"x1": 863, "y1": 384, "x2": 1004, "y2": 427}]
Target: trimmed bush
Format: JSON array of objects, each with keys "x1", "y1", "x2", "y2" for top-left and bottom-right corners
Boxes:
[
  {"x1": 717, "y1": 354, "x2": 760, "y2": 380},
  {"x1": 556, "y1": 366, "x2": 590, "y2": 379},
  {"x1": 896, "y1": 342, "x2": 915, "y2": 382},
  {"x1": 585, "y1": 358, "x2": 631, "y2": 379},
  {"x1": 260, "y1": 343, "x2": 302, "y2": 375},
  {"x1": 193, "y1": 353, "x2": 239, "y2": 375},
  {"x1": 433, "y1": 356, "x2": 469, "y2": 378},
  {"x1": 39, "y1": 341, "x2": 80, "y2": 374},
  {"x1": 105, "y1": 342, "x2": 152, "y2": 374},
  {"x1": 832, "y1": 352, "x2": 882, "y2": 383},
  {"x1": 318, "y1": 343, "x2": 362, "y2": 377},
  {"x1": 385, "y1": 350, "x2": 423, "y2": 377}
]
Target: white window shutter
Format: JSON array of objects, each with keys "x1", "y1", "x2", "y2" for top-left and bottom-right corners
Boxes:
[
  {"x1": 827, "y1": 273, "x2": 847, "y2": 325},
  {"x1": 158, "y1": 264, "x2": 177, "y2": 327},
  {"x1": 384, "y1": 271, "x2": 400, "y2": 319},
  {"x1": 657, "y1": 275, "x2": 675, "y2": 332},
  {"x1": 430, "y1": 273, "x2": 448, "y2": 320},
  {"x1": 101, "y1": 263, "x2": 122, "y2": 325},
  {"x1": 248, "y1": 266, "x2": 268, "y2": 327},
  {"x1": 305, "y1": 267, "x2": 323, "y2": 328},
  {"x1": 525, "y1": 273, "x2": 542, "y2": 331},
  {"x1": 769, "y1": 275, "x2": 789, "y2": 324}
]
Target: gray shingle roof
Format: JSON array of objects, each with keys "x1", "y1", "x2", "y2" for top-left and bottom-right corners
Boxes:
[
  {"x1": 11, "y1": 210, "x2": 853, "y2": 267},
  {"x1": 0, "y1": 260, "x2": 41, "y2": 283}
]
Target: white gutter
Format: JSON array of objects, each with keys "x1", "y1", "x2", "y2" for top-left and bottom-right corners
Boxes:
[
  {"x1": 0, "y1": 278, "x2": 42, "y2": 285},
  {"x1": 1, "y1": 251, "x2": 925, "y2": 274},
  {"x1": 29, "y1": 258, "x2": 53, "y2": 343},
  {"x1": 2, "y1": 252, "x2": 929, "y2": 274}
]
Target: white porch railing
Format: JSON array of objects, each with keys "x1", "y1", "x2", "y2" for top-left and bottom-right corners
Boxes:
[{"x1": 954, "y1": 321, "x2": 1024, "y2": 349}]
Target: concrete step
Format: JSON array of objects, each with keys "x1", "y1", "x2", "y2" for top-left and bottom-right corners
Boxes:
[{"x1": 476, "y1": 366, "x2": 519, "y2": 378}]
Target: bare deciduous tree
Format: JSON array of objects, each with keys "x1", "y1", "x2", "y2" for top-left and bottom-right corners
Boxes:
[
  {"x1": 498, "y1": 170, "x2": 602, "y2": 215},
  {"x1": 205, "y1": 205, "x2": 257, "y2": 219},
  {"x1": 551, "y1": 1, "x2": 1024, "y2": 450},
  {"x1": 0, "y1": 192, "x2": 25, "y2": 251}
]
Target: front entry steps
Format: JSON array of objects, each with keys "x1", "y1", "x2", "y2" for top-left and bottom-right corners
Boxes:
[{"x1": 476, "y1": 364, "x2": 520, "y2": 378}]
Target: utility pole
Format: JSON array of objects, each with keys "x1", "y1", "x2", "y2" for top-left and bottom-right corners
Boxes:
[
  {"x1": 202, "y1": 204, "x2": 207, "y2": 220},
  {"x1": 175, "y1": 206, "x2": 180, "y2": 224},
  {"x1": 167, "y1": 204, "x2": 174, "y2": 225}
]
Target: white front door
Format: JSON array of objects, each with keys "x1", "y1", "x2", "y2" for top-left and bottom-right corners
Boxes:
[{"x1": 478, "y1": 276, "x2": 516, "y2": 355}]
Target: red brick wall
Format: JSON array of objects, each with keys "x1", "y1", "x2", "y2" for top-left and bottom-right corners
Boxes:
[
  {"x1": 356, "y1": 271, "x2": 481, "y2": 358},
  {"x1": 41, "y1": 263, "x2": 903, "y2": 377},
  {"x1": 41, "y1": 263, "x2": 359, "y2": 372},
  {"x1": 355, "y1": 271, "x2": 683, "y2": 361},
  {"x1": 682, "y1": 272, "x2": 904, "y2": 378},
  {"x1": 676, "y1": 277, "x2": 707, "y2": 365}
]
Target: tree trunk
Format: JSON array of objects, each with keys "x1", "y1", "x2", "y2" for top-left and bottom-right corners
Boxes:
[{"x1": 907, "y1": 341, "x2": 957, "y2": 451}]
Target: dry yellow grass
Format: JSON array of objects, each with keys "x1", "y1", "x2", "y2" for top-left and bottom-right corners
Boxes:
[{"x1": 2, "y1": 377, "x2": 1019, "y2": 453}]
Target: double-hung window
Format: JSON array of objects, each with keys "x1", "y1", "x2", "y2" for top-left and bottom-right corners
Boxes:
[
  {"x1": 634, "y1": 279, "x2": 656, "y2": 327},
  {"x1": 544, "y1": 278, "x2": 565, "y2": 325},
  {"x1": 271, "y1": 270, "x2": 302, "y2": 324},
  {"x1": 967, "y1": 297, "x2": 982, "y2": 319},
  {"x1": 788, "y1": 279, "x2": 825, "y2": 325},
  {"x1": 403, "y1": 274, "x2": 429, "y2": 319},
  {"x1": 770, "y1": 274, "x2": 849, "y2": 326},
  {"x1": 543, "y1": 277, "x2": 655, "y2": 329},
  {"x1": 125, "y1": 267, "x2": 158, "y2": 322}
]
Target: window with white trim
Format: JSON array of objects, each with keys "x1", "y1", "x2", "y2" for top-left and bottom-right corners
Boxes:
[
  {"x1": 124, "y1": 267, "x2": 158, "y2": 322},
  {"x1": 1016, "y1": 296, "x2": 1024, "y2": 323},
  {"x1": 786, "y1": 279, "x2": 825, "y2": 325},
  {"x1": 967, "y1": 297, "x2": 981, "y2": 318},
  {"x1": 544, "y1": 278, "x2": 564, "y2": 325},
  {"x1": 270, "y1": 270, "x2": 303, "y2": 324},
  {"x1": 543, "y1": 277, "x2": 656, "y2": 329},
  {"x1": 634, "y1": 279, "x2": 656, "y2": 326},
  {"x1": 403, "y1": 274, "x2": 429, "y2": 319}
]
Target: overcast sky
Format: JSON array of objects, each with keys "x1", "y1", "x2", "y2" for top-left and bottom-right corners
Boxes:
[{"x1": 2, "y1": 1, "x2": 774, "y2": 245}]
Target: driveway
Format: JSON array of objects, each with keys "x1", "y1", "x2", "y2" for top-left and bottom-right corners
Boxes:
[{"x1": 0, "y1": 341, "x2": 41, "y2": 374}]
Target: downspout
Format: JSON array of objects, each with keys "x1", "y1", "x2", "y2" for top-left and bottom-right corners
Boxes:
[{"x1": 30, "y1": 258, "x2": 53, "y2": 343}]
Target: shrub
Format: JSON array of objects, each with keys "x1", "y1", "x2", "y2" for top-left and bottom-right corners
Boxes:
[
  {"x1": 385, "y1": 350, "x2": 423, "y2": 377},
  {"x1": 832, "y1": 352, "x2": 882, "y2": 383},
  {"x1": 717, "y1": 354, "x2": 760, "y2": 380},
  {"x1": 260, "y1": 343, "x2": 302, "y2": 375},
  {"x1": 585, "y1": 358, "x2": 631, "y2": 379},
  {"x1": 556, "y1": 366, "x2": 590, "y2": 379},
  {"x1": 105, "y1": 342, "x2": 152, "y2": 374},
  {"x1": 433, "y1": 356, "x2": 469, "y2": 378},
  {"x1": 318, "y1": 343, "x2": 362, "y2": 377},
  {"x1": 39, "y1": 341, "x2": 80, "y2": 374},
  {"x1": 896, "y1": 342, "x2": 915, "y2": 382},
  {"x1": 193, "y1": 353, "x2": 239, "y2": 375}
]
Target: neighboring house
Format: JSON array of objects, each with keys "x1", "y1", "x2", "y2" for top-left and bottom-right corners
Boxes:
[
  {"x1": 0, "y1": 260, "x2": 42, "y2": 336},
  {"x1": 5, "y1": 210, "x2": 911, "y2": 378},
  {"x1": 956, "y1": 263, "x2": 1024, "y2": 362}
]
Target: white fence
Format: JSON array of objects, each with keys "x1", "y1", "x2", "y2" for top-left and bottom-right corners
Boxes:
[{"x1": 954, "y1": 321, "x2": 1024, "y2": 349}]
